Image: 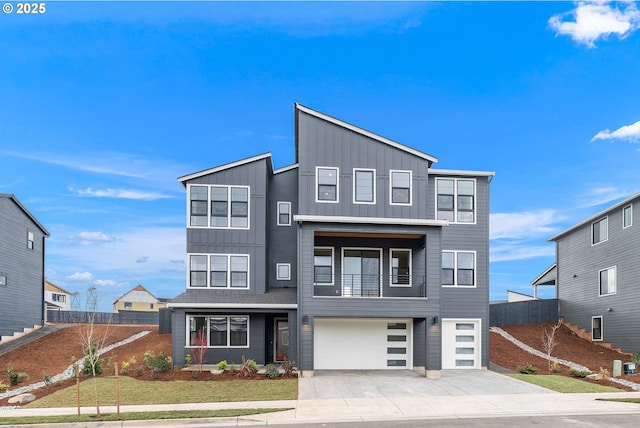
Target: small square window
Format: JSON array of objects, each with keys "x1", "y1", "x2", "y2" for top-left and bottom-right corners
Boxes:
[
  {"x1": 124, "y1": 302, "x2": 132, "y2": 309},
  {"x1": 0, "y1": 275, "x2": 6, "y2": 286},
  {"x1": 276, "y1": 263, "x2": 291, "y2": 280}
]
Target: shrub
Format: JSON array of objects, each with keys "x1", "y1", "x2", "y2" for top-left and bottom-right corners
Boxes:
[
  {"x1": 237, "y1": 356, "x2": 258, "y2": 377},
  {"x1": 0, "y1": 382, "x2": 7, "y2": 392},
  {"x1": 569, "y1": 366, "x2": 591, "y2": 378},
  {"x1": 82, "y1": 356, "x2": 103, "y2": 377},
  {"x1": 43, "y1": 371, "x2": 52, "y2": 386},
  {"x1": 265, "y1": 364, "x2": 280, "y2": 379},
  {"x1": 550, "y1": 361, "x2": 560, "y2": 373},
  {"x1": 120, "y1": 360, "x2": 131, "y2": 375},
  {"x1": 185, "y1": 353, "x2": 193, "y2": 366},
  {"x1": 281, "y1": 360, "x2": 296, "y2": 377},
  {"x1": 143, "y1": 351, "x2": 172, "y2": 374},
  {"x1": 16, "y1": 372, "x2": 29, "y2": 383},
  {"x1": 6, "y1": 364, "x2": 18, "y2": 386},
  {"x1": 518, "y1": 364, "x2": 537, "y2": 375},
  {"x1": 217, "y1": 360, "x2": 228, "y2": 371},
  {"x1": 229, "y1": 364, "x2": 236, "y2": 376},
  {"x1": 634, "y1": 352, "x2": 640, "y2": 366},
  {"x1": 598, "y1": 367, "x2": 610, "y2": 381},
  {"x1": 135, "y1": 365, "x2": 145, "y2": 376}
]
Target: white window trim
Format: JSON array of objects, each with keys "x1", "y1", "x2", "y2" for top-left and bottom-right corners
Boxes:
[
  {"x1": 314, "y1": 246, "x2": 335, "y2": 286},
  {"x1": 185, "y1": 315, "x2": 250, "y2": 349},
  {"x1": 389, "y1": 248, "x2": 412, "y2": 287},
  {"x1": 389, "y1": 169, "x2": 412, "y2": 206},
  {"x1": 591, "y1": 315, "x2": 603, "y2": 342},
  {"x1": 276, "y1": 263, "x2": 291, "y2": 281},
  {"x1": 591, "y1": 216, "x2": 608, "y2": 246},
  {"x1": 442, "y1": 250, "x2": 477, "y2": 288},
  {"x1": 341, "y1": 247, "x2": 383, "y2": 297},
  {"x1": 187, "y1": 253, "x2": 250, "y2": 289},
  {"x1": 27, "y1": 230, "x2": 34, "y2": 250},
  {"x1": 186, "y1": 183, "x2": 251, "y2": 230},
  {"x1": 277, "y1": 201, "x2": 292, "y2": 226},
  {"x1": 435, "y1": 177, "x2": 477, "y2": 225},
  {"x1": 598, "y1": 265, "x2": 617, "y2": 297},
  {"x1": 0, "y1": 274, "x2": 6, "y2": 286},
  {"x1": 353, "y1": 168, "x2": 376, "y2": 205},
  {"x1": 315, "y1": 166, "x2": 340, "y2": 203},
  {"x1": 623, "y1": 204, "x2": 633, "y2": 229}
]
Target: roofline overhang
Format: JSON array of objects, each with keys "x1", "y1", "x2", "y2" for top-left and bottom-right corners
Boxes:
[
  {"x1": 428, "y1": 168, "x2": 496, "y2": 178},
  {"x1": 530, "y1": 263, "x2": 557, "y2": 286},
  {"x1": 274, "y1": 164, "x2": 299, "y2": 174},
  {"x1": 0, "y1": 193, "x2": 50, "y2": 236},
  {"x1": 177, "y1": 153, "x2": 273, "y2": 185},
  {"x1": 295, "y1": 103, "x2": 438, "y2": 165},
  {"x1": 167, "y1": 303, "x2": 297, "y2": 310},
  {"x1": 294, "y1": 214, "x2": 448, "y2": 227}
]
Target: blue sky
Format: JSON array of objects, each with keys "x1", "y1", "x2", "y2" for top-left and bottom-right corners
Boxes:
[{"x1": 2, "y1": 1, "x2": 640, "y2": 311}]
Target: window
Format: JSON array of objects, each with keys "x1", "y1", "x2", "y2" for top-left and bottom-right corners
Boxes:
[
  {"x1": 390, "y1": 249, "x2": 411, "y2": 286},
  {"x1": 124, "y1": 302, "x2": 132, "y2": 309},
  {"x1": 592, "y1": 316, "x2": 603, "y2": 341},
  {"x1": 150, "y1": 303, "x2": 154, "y2": 310},
  {"x1": 599, "y1": 266, "x2": 616, "y2": 296},
  {"x1": 52, "y1": 293, "x2": 66, "y2": 303},
  {"x1": 436, "y1": 178, "x2": 476, "y2": 223},
  {"x1": 442, "y1": 251, "x2": 476, "y2": 287},
  {"x1": 276, "y1": 263, "x2": 291, "y2": 280},
  {"x1": 316, "y1": 167, "x2": 339, "y2": 202},
  {"x1": 390, "y1": 170, "x2": 412, "y2": 205},
  {"x1": 27, "y1": 231, "x2": 34, "y2": 250},
  {"x1": 353, "y1": 168, "x2": 375, "y2": 204},
  {"x1": 188, "y1": 184, "x2": 250, "y2": 229},
  {"x1": 592, "y1": 217, "x2": 608, "y2": 245},
  {"x1": 188, "y1": 315, "x2": 249, "y2": 348},
  {"x1": 277, "y1": 202, "x2": 291, "y2": 226},
  {"x1": 0, "y1": 275, "x2": 6, "y2": 286},
  {"x1": 623, "y1": 205, "x2": 633, "y2": 228},
  {"x1": 188, "y1": 254, "x2": 250, "y2": 289},
  {"x1": 314, "y1": 247, "x2": 334, "y2": 285}
]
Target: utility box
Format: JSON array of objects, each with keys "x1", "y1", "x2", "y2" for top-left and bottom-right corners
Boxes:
[
  {"x1": 624, "y1": 362, "x2": 637, "y2": 375},
  {"x1": 613, "y1": 360, "x2": 622, "y2": 377}
]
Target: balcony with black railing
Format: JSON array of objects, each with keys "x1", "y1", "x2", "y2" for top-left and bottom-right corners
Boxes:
[{"x1": 313, "y1": 274, "x2": 427, "y2": 298}]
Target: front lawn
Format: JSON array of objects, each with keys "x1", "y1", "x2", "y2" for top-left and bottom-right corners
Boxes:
[
  {"x1": 508, "y1": 374, "x2": 623, "y2": 393},
  {"x1": 24, "y1": 376, "x2": 298, "y2": 408}
]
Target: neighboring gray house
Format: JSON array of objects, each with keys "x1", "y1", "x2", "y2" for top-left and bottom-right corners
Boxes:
[
  {"x1": 543, "y1": 192, "x2": 640, "y2": 353},
  {"x1": 168, "y1": 103, "x2": 494, "y2": 377},
  {"x1": 0, "y1": 194, "x2": 50, "y2": 339}
]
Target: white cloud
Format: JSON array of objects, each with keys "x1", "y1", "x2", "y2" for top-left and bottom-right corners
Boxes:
[
  {"x1": 93, "y1": 279, "x2": 117, "y2": 287},
  {"x1": 591, "y1": 119, "x2": 640, "y2": 142},
  {"x1": 71, "y1": 231, "x2": 116, "y2": 246},
  {"x1": 491, "y1": 243, "x2": 556, "y2": 263},
  {"x1": 490, "y1": 210, "x2": 561, "y2": 240},
  {"x1": 575, "y1": 184, "x2": 632, "y2": 208},
  {"x1": 67, "y1": 271, "x2": 94, "y2": 281},
  {"x1": 72, "y1": 187, "x2": 173, "y2": 201},
  {"x1": 549, "y1": 1, "x2": 640, "y2": 48}
]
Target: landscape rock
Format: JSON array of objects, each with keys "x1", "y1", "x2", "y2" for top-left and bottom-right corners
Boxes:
[
  {"x1": 7, "y1": 393, "x2": 36, "y2": 404},
  {"x1": 586, "y1": 373, "x2": 603, "y2": 380}
]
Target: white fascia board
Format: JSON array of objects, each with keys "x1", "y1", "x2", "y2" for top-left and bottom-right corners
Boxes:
[
  {"x1": 296, "y1": 103, "x2": 438, "y2": 164},
  {"x1": 428, "y1": 168, "x2": 496, "y2": 177},
  {"x1": 167, "y1": 303, "x2": 297, "y2": 309},
  {"x1": 178, "y1": 153, "x2": 273, "y2": 185},
  {"x1": 274, "y1": 164, "x2": 299, "y2": 174},
  {"x1": 294, "y1": 214, "x2": 448, "y2": 227}
]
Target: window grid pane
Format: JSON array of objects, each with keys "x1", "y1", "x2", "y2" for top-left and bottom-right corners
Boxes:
[{"x1": 355, "y1": 170, "x2": 374, "y2": 202}]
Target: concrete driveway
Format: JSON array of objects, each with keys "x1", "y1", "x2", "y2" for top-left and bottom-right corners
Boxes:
[{"x1": 299, "y1": 369, "x2": 553, "y2": 399}]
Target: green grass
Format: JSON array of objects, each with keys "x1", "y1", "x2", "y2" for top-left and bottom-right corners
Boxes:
[
  {"x1": 0, "y1": 408, "x2": 290, "y2": 425},
  {"x1": 597, "y1": 398, "x2": 640, "y2": 404},
  {"x1": 24, "y1": 376, "x2": 298, "y2": 408},
  {"x1": 508, "y1": 374, "x2": 623, "y2": 393}
]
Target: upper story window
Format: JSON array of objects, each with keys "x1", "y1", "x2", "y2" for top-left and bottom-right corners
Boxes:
[
  {"x1": 623, "y1": 204, "x2": 632, "y2": 229},
  {"x1": 599, "y1": 266, "x2": 616, "y2": 296},
  {"x1": 353, "y1": 168, "x2": 376, "y2": 204},
  {"x1": 188, "y1": 184, "x2": 250, "y2": 229},
  {"x1": 314, "y1": 247, "x2": 334, "y2": 285},
  {"x1": 52, "y1": 293, "x2": 66, "y2": 303},
  {"x1": 390, "y1": 170, "x2": 412, "y2": 205},
  {"x1": 592, "y1": 217, "x2": 608, "y2": 245},
  {"x1": 436, "y1": 178, "x2": 475, "y2": 223},
  {"x1": 189, "y1": 253, "x2": 249, "y2": 289},
  {"x1": 124, "y1": 302, "x2": 132, "y2": 309},
  {"x1": 0, "y1": 275, "x2": 6, "y2": 286},
  {"x1": 442, "y1": 251, "x2": 476, "y2": 287},
  {"x1": 276, "y1": 263, "x2": 291, "y2": 280},
  {"x1": 27, "y1": 231, "x2": 34, "y2": 250},
  {"x1": 316, "y1": 167, "x2": 339, "y2": 203},
  {"x1": 390, "y1": 249, "x2": 411, "y2": 286},
  {"x1": 277, "y1": 202, "x2": 291, "y2": 226}
]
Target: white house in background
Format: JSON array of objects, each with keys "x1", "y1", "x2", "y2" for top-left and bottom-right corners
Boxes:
[
  {"x1": 507, "y1": 290, "x2": 536, "y2": 303},
  {"x1": 44, "y1": 280, "x2": 72, "y2": 311},
  {"x1": 113, "y1": 284, "x2": 168, "y2": 313}
]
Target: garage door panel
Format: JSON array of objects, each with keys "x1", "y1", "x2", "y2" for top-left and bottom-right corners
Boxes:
[{"x1": 442, "y1": 319, "x2": 481, "y2": 369}]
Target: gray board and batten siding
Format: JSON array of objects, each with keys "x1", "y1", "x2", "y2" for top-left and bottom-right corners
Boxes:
[
  {"x1": 0, "y1": 194, "x2": 49, "y2": 338},
  {"x1": 552, "y1": 195, "x2": 640, "y2": 353}
]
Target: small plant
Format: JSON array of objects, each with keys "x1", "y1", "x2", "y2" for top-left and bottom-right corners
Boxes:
[
  {"x1": 518, "y1": 364, "x2": 537, "y2": 375},
  {"x1": 280, "y1": 359, "x2": 296, "y2": 377},
  {"x1": 16, "y1": 372, "x2": 29, "y2": 383},
  {"x1": 6, "y1": 364, "x2": 18, "y2": 386},
  {"x1": 236, "y1": 356, "x2": 258, "y2": 377},
  {"x1": 43, "y1": 370, "x2": 52, "y2": 386},
  {"x1": 70, "y1": 356, "x2": 79, "y2": 381},
  {"x1": 265, "y1": 364, "x2": 280, "y2": 379},
  {"x1": 120, "y1": 360, "x2": 131, "y2": 375},
  {"x1": 217, "y1": 360, "x2": 228, "y2": 371},
  {"x1": 550, "y1": 361, "x2": 560, "y2": 373},
  {"x1": 229, "y1": 364, "x2": 236, "y2": 376},
  {"x1": 143, "y1": 350, "x2": 172, "y2": 374},
  {"x1": 106, "y1": 354, "x2": 117, "y2": 372},
  {"x1": 634, "y1": 351, "x2": 640, "y2": 366},
  {"x1": 135, "y1": 365, "x2": 145, "y2": 376},
  {"x1": 599, "y1": 367, "x2": 610, "y2": 381},
  {"x1": 185, "y1": 353, "x2": 193, "y2": 366},
  {"x1": 0, "y1": 382, "x2": 7, "y2": 392},
  {"x1": 82, "y1": 356, "x2": 103, "y2": 377},
  {"x1": 569, "y1": 365, "x2": 591, "y2": 378}
]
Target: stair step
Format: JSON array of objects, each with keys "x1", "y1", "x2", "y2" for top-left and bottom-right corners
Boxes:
[{"x1": 564, "y1": 322, "x2": 631, "y2": 357}]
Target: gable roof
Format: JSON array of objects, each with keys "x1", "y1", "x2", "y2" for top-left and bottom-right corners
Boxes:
[
  {"x1": 45, "y1": 280, "x2": 72, "y2": 295},
  {"x1": 531, "y1": 263, "x2": 556, "y2": 286},
  {"x1": 549, "y1": 192, "x2": 640, "y2": 241},
  {"x1": 113, "y1": 284, "x2": 160, "y2": 304},
  {"x1": 177, "y1": 152, "x2": 273, "y2": 186},
  {"x1": 0, "y1": 193, "x2": 50, "y2": 237},
  {"x1": 295, "y1": 103, "x2": 438, "y2": 165}
]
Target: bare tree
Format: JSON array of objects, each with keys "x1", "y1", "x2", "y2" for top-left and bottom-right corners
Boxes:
[
  {"x1": 192, "y1": 328, "x2": 208, "y2": 373},
  {"x1": 542, "y1": 318, "x2": 563, "y2": 373}
]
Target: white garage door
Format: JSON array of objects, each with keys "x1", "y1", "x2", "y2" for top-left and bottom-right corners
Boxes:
[
  {"x1": 442, "y1": 319, "x2": 481, "y2": 369},
  {"x1": 314, "y1": 318, "x2": 412, "y2": 370}
]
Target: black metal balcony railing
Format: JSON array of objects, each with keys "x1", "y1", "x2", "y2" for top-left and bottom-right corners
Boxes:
[{"x1": 314, "y1": 274, "x2": 427, "y2": 298}]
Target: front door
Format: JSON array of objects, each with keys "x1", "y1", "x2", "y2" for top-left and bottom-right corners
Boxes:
[
  {"x1": 343, "y1": 249, "x2": 381, "y2": 297},
  {"x1": 275, "y1": 318, "x2": 289, "y2": 362}
]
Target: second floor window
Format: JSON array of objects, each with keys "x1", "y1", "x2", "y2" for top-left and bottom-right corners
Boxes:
[
  {"x1": 436, "y1": 178, "x2": 475, "y2": 223},
  {"x1": 391, "y1": 249, "x2": 411, "y2": 286},
  {"x1": 189, "y1": 254, "x2": 249, "y2": 289},
  {"x1": 27, "y1": 231, "x2": 34, "y2": 250},
  {"x1": 599, "y1": 266, "x2": 616, "y2": 296},
  {"x1": 354, "y1": 169, "x2": 375, "y2": 203},
  {"x1": 442, "y1": 251, "x2": 475, "y2": 287},
  {"x1": 124, "y1": 302, "x2": 132, "y2": 309},
  {"x1": 592, "y1": 217, "x2": 608, "y2": 245},
  {"x1": 277, "y1": 201, "x2": 291, "y2": 226},
  {"x1": 390, "y1": 170, "x2": 412, "y2": 205},
  {"x1": 623, "y1": 205, "x2": 632, "y2": 228},
  {"x1": 189, "y1": 185, "x2": 250, "y2": 229},
  {"x1": 314, "y1": 247, "x2": 334, "y2": 284},
  {"x1": 52, "y1": 293, "x2": 66, "y2": 303},
  {"x1": 316, "y1": 167, "x2": 339, "y2": 202}
]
